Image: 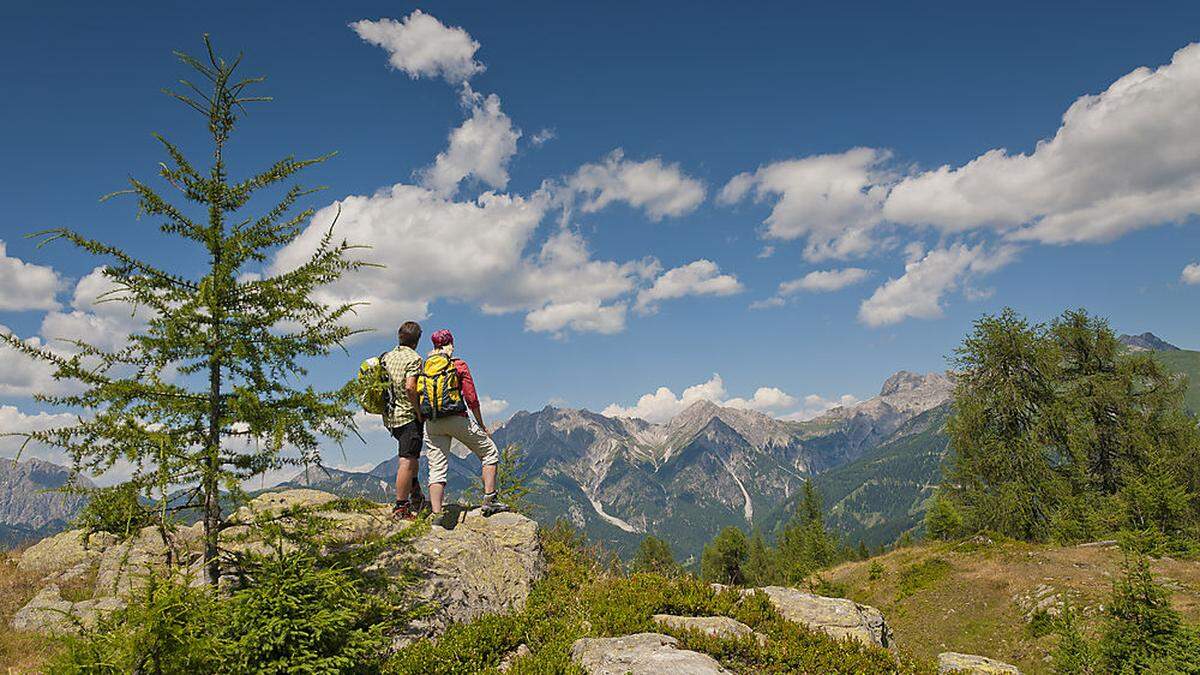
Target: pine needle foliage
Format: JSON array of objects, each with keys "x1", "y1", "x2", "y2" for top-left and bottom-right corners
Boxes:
[
  {"x1": 0, "y1": 36, "x2": 370, "y2": 586},
  {"x1": 939, "y1": 307, "x2": 1200, "y2": 547}
]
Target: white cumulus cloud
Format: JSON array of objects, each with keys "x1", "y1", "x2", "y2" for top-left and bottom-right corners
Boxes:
[
  {"x1": 270, "y1": 188, "x2": 666, "y2": 337},
  {"x1": 0, "y1": 405, "x2": 78, "y2": 464},
  {"x1": 567, "y1": 149, "x2": 706, "y2": 221},
  {"x1": 421, "y1": 87, "x2": 521, "y2": 195},
  {"x1": 858, "y1": 243, "x2": 1018, "y2": 327},
  {"x1": 0, "y1": 326, "x2": 66, "y2": 398},
  {"x1": 1182, "y1": 262, "x2": 1200, "y2": 285},
  {"x1": 781, "y1": 268, "x2": 870, "y2": 294},
  {"x1": 350, "y1": 10, "x2": 484, "y2": 83},
  {"x1": 530, "y1": 128, "x2": 556, "y2": 147},
  {"x1": 0, "y1": 241, "x2": 63, "y2": 312},
  {"x1": 602, "y1": 373, "x2": 858, "y2": 424},
  {"x1": 719, "y1": 148, "x2": 892, "y2": 261},
  {"x1": 479, "y1": 395, "x2": 510, "y2": 419},
  {"x1": 884, "y1": 42, "x2": 1200, "y2": 244},
  {"x1": 634, "y1": 259, "x2": 742, "y2": 315},
  {"x1": 780, "y1": 394, "x2": 863, "y2": 421},
  {"x1": 39, "y1": 267, "x2": 148, "y2": 354},
  {"x1": 753, "y1": 268, "x2": 870, "y2": 309}
]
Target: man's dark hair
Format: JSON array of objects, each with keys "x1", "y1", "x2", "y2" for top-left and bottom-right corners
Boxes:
[{"x1": 398, "y1": 321, "x2": 422, "y2": 348}]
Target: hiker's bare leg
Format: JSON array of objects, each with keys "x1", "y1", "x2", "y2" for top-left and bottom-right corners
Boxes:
[
  {"x1": 482, "y1": 463, "x2": 498, "y2": 495},
  {"x1": 395, "y1": 457, "x2": 417, "y2": 502},
  {"x1": 429, "y1": 481, "x2": 446, "y2": 514}
]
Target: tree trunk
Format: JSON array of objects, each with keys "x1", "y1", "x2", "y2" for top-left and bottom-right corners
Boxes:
[{"x1": 204, "y1": 354, "x2": 221, "y2": 586}]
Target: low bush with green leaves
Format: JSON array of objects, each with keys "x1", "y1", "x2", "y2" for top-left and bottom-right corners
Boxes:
[
  {"x1": 73, "y1": 483, "x2": 154, "y2": 542},
  {"x1": 387, "y1": 521, "x2": 933, "y2": 674}
]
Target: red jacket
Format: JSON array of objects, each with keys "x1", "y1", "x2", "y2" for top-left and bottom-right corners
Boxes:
[{"x1": 453, "y1": 358, "x2": 480, "y2": 414}]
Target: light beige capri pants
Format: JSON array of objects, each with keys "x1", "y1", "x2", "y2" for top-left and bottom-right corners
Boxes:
[{"x1": 423, "y1": 414, "x2": 500, "y2": 484}]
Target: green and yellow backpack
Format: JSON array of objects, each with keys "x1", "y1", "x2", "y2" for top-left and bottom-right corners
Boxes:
[
  {"x1": 418, "y1": 352, "x2": 468, "y2": 420},
  {"x1": 357, "y1": 352, "x2": 393, "y2": 415}
]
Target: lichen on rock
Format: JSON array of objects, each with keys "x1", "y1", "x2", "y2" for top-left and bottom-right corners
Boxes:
[{"x1": 570, "y1": 633, "x2": 732, "y2": 675}]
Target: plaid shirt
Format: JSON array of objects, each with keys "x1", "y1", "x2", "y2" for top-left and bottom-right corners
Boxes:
[{"x1": 382, "y1": 345, "x2": 421, "y2": 428}]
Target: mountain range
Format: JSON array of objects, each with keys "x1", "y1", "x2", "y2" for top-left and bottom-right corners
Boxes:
[
  {"x1": 314, "y1": 369, "x2": 957, "y2": 559},
  {"x1": 1118, "y1": 331, "x2": 1181, "y2": 352},
  {"x1": 4, "y1": 331, "x2": 1195, "y2": 560},
  {"x1": 0, "y1": 458, "x2": 92, "y2": 549}
]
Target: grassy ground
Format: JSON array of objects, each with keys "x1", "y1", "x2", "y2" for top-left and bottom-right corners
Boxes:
[
  {"x1": 0, "y1": 551, "x2": 63, "y2": 673},
  {"x1": 819, "y1": 537, "x2": 1200, "y2": 674}
]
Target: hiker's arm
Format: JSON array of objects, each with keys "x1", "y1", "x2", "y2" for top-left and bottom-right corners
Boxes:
[
  {"x1": 457, "y1": 361, "x2": 487, "y2": 433},
  {"x1": 405, "y1": 375, "x2": 422, "y2": 423},
  {"x1": 470, "y1": 404, "x2": 486, "y2": 434}
]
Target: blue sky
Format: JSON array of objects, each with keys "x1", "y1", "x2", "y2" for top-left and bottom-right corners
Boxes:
[{"x1": 3, "y1": 2, "x2": 1200, "y2": 474}]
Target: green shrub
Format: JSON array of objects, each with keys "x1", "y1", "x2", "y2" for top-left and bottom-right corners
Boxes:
[
  {"x1": 50, "y1": 574, "x2": 221, "y2": 673},
  {"x1": 897, "y1": 558, "x2": 952, "y2": 599},
  {"x1": 73, "y1": 483, "x2": 153, "y2": 542},
  {"x1": 53, "y1": 553, "x2": 397, "y2": 674},
  {"x1": 53, "y1": 498, "x2": 417, "y2": 675},
  {"x1": 1054, "y1": 555, "x2": 1200, "y2": 674},
  {"x1": 220, "y1": 553, "x2": 394, "y2": 673},
  {"x1": 700, "y1": 526, "x2": 748, "y2": 585},
  {"x1": 1052, "y1": 602, "x2": 1100, "y2": 674},
  {"x1": 1097, "y1": 556, "x2": 1200, "y2": 673},
  {"x1": 867, "y1": 561, "x2": 885, "y2": 581},
  {"x1": 629, "y1": 535, "x2": 680, "y2": 576},
  {"x1": 806, "y1": 575, "x2": 848, "y2": 599},
  {"x1": 924, "y1": 491, "x2": 965, "y2": 541},
  {"x1": 1026, "y1": 608, "x2": 1055, "y2": 638}
]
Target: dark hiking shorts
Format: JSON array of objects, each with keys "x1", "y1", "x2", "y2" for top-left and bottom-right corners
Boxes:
[{"x1": 390, "y1": 419, "x2": 424, "y2": 460}]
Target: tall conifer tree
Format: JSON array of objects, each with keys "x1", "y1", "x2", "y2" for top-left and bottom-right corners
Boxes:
[{"x1": 1, "y1": 37, "x2": 367, "y2": 585}]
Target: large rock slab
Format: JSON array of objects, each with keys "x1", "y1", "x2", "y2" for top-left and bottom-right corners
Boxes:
[
  {"x1": 938, "y1": 651, "x2": 1021, "y2": 674},
  {"x1": 371, "y1": 505, "x2": 544, "y2": 641},
  {"x1": 750, "y1": 586, "x2": 893, "y2": 649},
  {"x1": 570, "y1": 633, "x2": 731, "y2": 674},
  {"x1": 10, "y1": 585, "x2": 124, "y2": 634},
  {"x1": 17, "y1": 529, "x2": 116, "y2": 579},
  {"x1": 653, "y1": 614, "x2": 759, "y2": 641}
]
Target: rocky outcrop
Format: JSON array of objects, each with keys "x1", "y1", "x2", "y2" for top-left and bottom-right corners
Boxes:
[
  {"x1": 17, "y1": 529, "x2": 116, "y2": 579},
  {"x1": 652, "y1": 614, "x2": 761, "y2": 641},
  {"x1": 938, "y1": 651, "x2": 1021, "y2": 674},
  {"x1": 747, "y1": 586, "x2": 893, "y2": 649},
  {"x1": 570, "y1": 633, "x2": 731, "y2": 674},
  {"x1": 373, "y1": 505, "x2": 544, "y2": 643},
  {"x1": 10, "y1": 585, "x2": 124, "y2": 634},
  {"x1": 10, "y1": 490, "x2": 544, "y2": 642}
]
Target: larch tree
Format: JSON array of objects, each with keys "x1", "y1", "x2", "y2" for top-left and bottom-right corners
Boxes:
[{"x1": 0, "y1": 37, "x2": 369, "y2": 585}]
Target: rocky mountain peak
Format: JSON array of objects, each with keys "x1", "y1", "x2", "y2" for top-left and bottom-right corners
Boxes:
[
  {"x1": 1118, "y1": 332, "x2": 1181, "y2": 352},
  {"x1": 0, "y1": 457, "x2": 92, "y2": 531},
  {"x1": 876, "y1": 370, "x2": 954, "y2": 411},
  {"x1": 879, "y1": 370, "x2": 926, "y2": 397}
]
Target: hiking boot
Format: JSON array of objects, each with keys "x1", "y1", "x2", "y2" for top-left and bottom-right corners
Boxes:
[
  {"x1": 481, "y1": 493, "x2": 511, "y2": 516},
  {"x1": 409, "y1": 489, "x2": 427, "y2": 514},
  {"x1": 392, "y1": 501, "x2": 417, "y2": 521},
  {"x1": 428, "y1": 510, "x2": 448, "y2": 529}
]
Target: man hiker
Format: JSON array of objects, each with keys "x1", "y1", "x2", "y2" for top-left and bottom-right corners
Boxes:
[
  {"x1": 384, "y1": 321, "x2": 426, "y2": 520},
  {"x1": 419, "y1": 329, "x2": 510, "y2": 520}
]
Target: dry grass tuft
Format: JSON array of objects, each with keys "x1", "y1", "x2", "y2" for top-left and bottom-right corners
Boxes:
[{"x1": 0, "y1": 553, "x2": 62, "y2": 673}]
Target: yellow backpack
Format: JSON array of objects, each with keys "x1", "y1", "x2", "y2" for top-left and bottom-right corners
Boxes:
[{"x1": 418, "y1": 352, "x2": 468, "y2": 420}]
